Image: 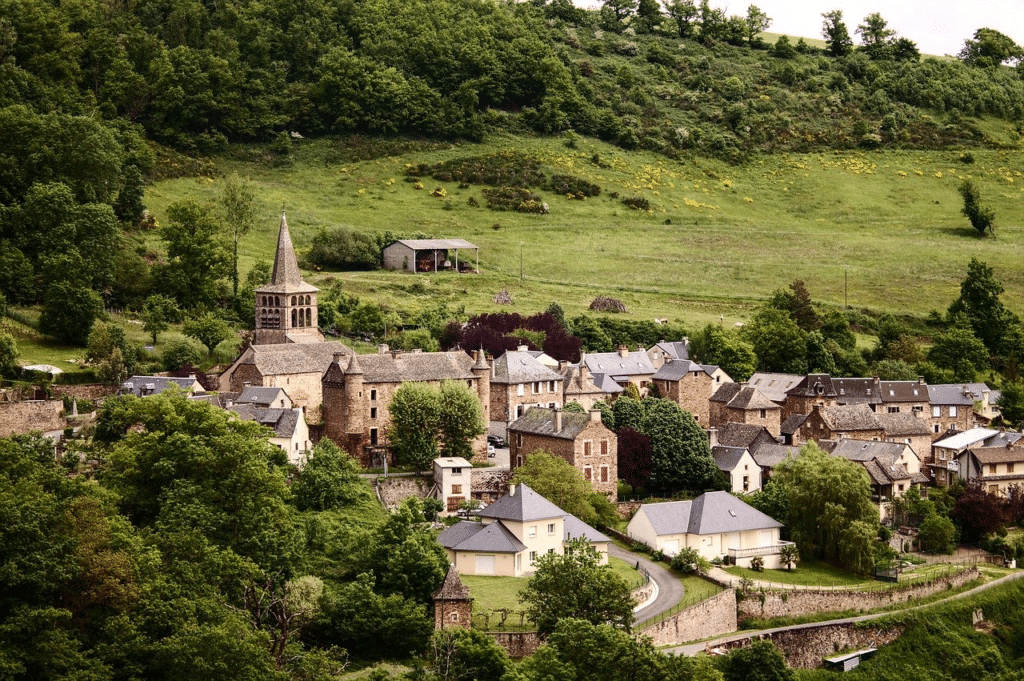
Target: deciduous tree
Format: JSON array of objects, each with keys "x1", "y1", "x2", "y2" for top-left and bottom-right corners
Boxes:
[
  {"x1": 291, "y1": 439, "x2": 368, "y2": 511},
  {"x1": 182, "y1": 311, "x2": 234, "y2": 356},
  {"x1": 220, "y1": 174, "x2": 259, "y2": 298},
  {"x1": 958, "y1": 179, "x2": 996, "y2": 237},
  {"x1": 691, "y1": 324, "x2": 757, "y2": 381},
  {"x1": 513, "y1": 452, "x2": 603, "y2": 526},
  {"x1": 821, "y1": 10, "x2": 853, "y2": 57},
  {"x1": 437, "y1": 380, "x2": 486, "y2": 459},
  {"x1": 388, "y1": 383, "x2": 440, "y2": 470},
  {"x1": 519, "y1": 538, "x2": 635, "y2": 635},
  {"x1": 642, "y1": 399, "x2": 719, "y2": 493}
]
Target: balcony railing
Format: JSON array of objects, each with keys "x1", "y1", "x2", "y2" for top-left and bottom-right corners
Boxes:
[{"x1": 728, "y1": 541, "x2": 795, "y2": 560}]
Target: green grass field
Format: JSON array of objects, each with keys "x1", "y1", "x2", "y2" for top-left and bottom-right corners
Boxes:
[
  {"x1": 724, "y1": 557, "x2": 873, "y2": 587},
  {"x1": 144, "y1": 135, "x2": 1024, "y2": 332}
]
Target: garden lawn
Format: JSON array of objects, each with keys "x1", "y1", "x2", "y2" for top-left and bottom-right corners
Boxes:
[{"x1": 723, "y1": 558, "x2": 871, "y2": 587}]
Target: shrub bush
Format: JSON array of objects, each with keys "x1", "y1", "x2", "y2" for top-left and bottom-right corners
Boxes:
[
  {"x1": 405, "y1": 151, "x2": 544, "y2": 188},
  {"x1": 482, "y1": 187, "x2": 549, "y2": 213},
  {"x1": 548, "y1": 174, "x2": 601, "y2": 198},
  {"x1": 621, "y1": 196, "x2": 651, "y2": 211}
]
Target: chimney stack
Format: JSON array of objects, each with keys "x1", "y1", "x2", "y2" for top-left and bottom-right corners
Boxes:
[
  {"x1": 589, "y1": 410, "x2": 601, "y2": 423},
  {"x1": 553, "y1": 407, "x2": 562, "y2": 433},
  {"x1": 617, "y1": 345, "x2": 629, "y2": 358},
  {"x1": 509, "y1": 483, "x2": 516, "y2": 497},
  {"x1": 708, "y1": 426, "x2": 718, "y2": 447},
  {"x1": 518, "y1": 344, "x2": 529, "y2": 352}
]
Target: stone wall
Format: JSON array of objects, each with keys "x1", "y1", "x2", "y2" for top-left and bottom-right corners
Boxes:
[
  {"x1": 642, "y1": 589, "x2": 738, "y2": 647},
  {"x1": 488, "y1": 632, "x2": 541, "y2": 658},
  {"x1": 632, "y1": 581, "x2": 656, "y2": 608},
  {"x1": 615, "y1": 501, "x2": 642, "y2": 519},
  {"x1": 377, "y1": 476, "x2": 431, "y2": 511},
  {"x1": 0, "y1": 400, "x2": 65, "y2": 437},
  {"x1": 737, "y1": 567, "x2": 979, "y2": 621},
  {"x1": 50, "y1": 384, "x2": 116, "y2": 403},
  {"x1": 712, "y1": 623, "x2": 904, "y2": 669}
]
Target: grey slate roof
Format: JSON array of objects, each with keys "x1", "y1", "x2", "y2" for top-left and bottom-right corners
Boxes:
[
  {"x1": 928, "y1": 384, "x2": 976, "y2": 406},
  {"x1": 120, "y1": 376, "x2": 201, "y2": 397},
  {"x1": 716, "y1": 423, "x2": 776, "y2": 450},
  {"x1": 818, "y1": 404, "x2": 883, "y2": 431},
  {"x1": 354, "y1": 351, "x2": 477, "y2": 383},
  {"x1": 652, "y1": 359, "x2": 704, "y2": 381},
  {"x1": 875, "y1": 412, "x2": 931, "y2": 436},
  {"x1": 712, "y1": 445, "x2": 748, "y2": 472},
  {"x1": 230, "y1": 404, "x2": 300, "y2": 438},
  {"x1": 589, "y1": 372, "x2": 624, "y2": 394},
  {"x1": 824, "y1": 439, "x2": 910, "y2": 463},
  {"x1": 709, "y1": 382, "x2": 742, "y2": 404},
  {"x1": 751, "y1": 443, "x2": 800, "y2": 469},
  {"x1": 242, "y1": 341, "x2": 352, "y2": 376},
  {"x1": 640, "y1": 491, "x2": 782, "y2": 537},
  {"x1": 653, "y1": 340, "x2": 690, "y2": 361},
  {"x1": 235, "y1": 386, "x2": 289, "y2": 407},
  {"x1": 747, "y1": 372, "x2": 803, "y2": 403},
  {"x1": 584, "y1": 350, "x2": 655, "y2": 379},
  {"x1": 438, "y1": 520, "x2": 527, "y2": 554},
  {"x1": 433, "y1": 566, "x2": 471, "y2": 600},
  {"x1": 780, "y1": 413, "x2": 809, "y2": 435},
  {"x1": 561, "y1": 363, "x2": 606, "y2": 397},
  {"x1": 726, "y1": 386, "x2": 779, "y2": 411},
  {"x1": 832, "y1": 377, "x2": 882, "y2": 405},
  {"x1": 563, "y1": 514, "x2": 611, "y2": 543},
  {"x1": 492, "y1": 351, "x2": 564, "y2": 384},
  {"x1": 787, "y1": 374, "x2": 840, "y2": 399},
  {"x1": 508, "y1": 407, "x2": 594, "y2": 440},
  {"x1": 477, "y1": 482, "x2": 566, "y2": 522},
  {"x1": 879, "y1": 380, "x2": 929, "y2": 403}
]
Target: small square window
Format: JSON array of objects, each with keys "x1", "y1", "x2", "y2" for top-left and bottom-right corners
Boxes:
[
  {"x1": 528, "y1": 525, "x2": 537, "y2": 538},
  {"x1": 547, "y1": 523, "x2": 555, "y2": 534},
  {"x1": 529, "y1": 551, "x2": 537, "y2": 562},
  {"x1": 547, "y1": 548, "x2": 555, "y2": 555}
]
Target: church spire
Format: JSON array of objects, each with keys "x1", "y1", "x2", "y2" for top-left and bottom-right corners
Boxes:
[{"x1": 271, "y1": 211, "x2": 303, "y2": 287}]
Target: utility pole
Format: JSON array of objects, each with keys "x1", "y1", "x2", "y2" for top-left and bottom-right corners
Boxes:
[
  {"x1": 845, "y1": 265, "x2": 849, "y2": 309},
  {"x1": 520, "y1": 242, "x2": 524, "y2": 283}
]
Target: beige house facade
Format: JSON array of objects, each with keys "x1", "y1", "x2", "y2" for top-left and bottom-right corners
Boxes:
[
  {"x1": 627, "y1": 491, "x2": 788, "y2": 568},
  {"x1": 438, "y1": 483, "x2": 609, "y2": 577}
]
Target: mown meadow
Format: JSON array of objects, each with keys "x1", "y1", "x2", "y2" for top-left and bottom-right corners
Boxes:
[{"x1": 143, "y1": 134, "x2": 1024, "y2": 331}]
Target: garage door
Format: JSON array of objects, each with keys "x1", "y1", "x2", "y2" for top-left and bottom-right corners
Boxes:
[
  {"x1": 663, "y1": 539, "x2": 679, "y2": 556},
  {"x1": 475, "y1": 555, "x2": 496, "y2": 575}
]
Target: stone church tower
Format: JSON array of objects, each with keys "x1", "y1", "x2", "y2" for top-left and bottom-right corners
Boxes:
[{"x1": 253, "y1": 212, "x2": 324, "y2": 345}]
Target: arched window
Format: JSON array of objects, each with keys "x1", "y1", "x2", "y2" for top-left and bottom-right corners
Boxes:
[
  {"x1": 291, "y1": 296, "x2": 296, "y2": 306},
  {"x1": 260, "y1": 296, "x2": 265, "y2": 306},
  {"x1": 274, "y1": 296, "x2": 279, "y2": 307},
  {"x1": 306, "y1": 308, "x2": 311, "y2": 327},
  {"x1": 305, "y1": 295, "x2": 311, "y2": 305},
  {"x1": 291, "y1": 309, "x2": 297, "y2": 328}
]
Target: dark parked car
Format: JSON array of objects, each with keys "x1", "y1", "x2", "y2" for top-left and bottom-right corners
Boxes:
[{"x1": 487, "y1": 435, "x2": 506, "y2": 448}]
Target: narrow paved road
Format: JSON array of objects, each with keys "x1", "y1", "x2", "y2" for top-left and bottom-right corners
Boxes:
[
  {"x1": 664, "y1": 569, "x2": 1024, "y2": 656},
  {"x1": 609, "y1": 544, "x2": 684, "y2": 625}
]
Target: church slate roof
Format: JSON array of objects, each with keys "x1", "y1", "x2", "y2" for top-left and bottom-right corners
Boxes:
[
  {"x1": 244, "y1": 342, "x2": 352, "y2": 376},
  {"x1": 258, "y1": 212, "x2": 319, "y2": 294}
]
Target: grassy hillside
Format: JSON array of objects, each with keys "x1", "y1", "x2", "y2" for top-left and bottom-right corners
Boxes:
[{"x1": 143, "y1": 134, "x2": 1024, "y2": 331}]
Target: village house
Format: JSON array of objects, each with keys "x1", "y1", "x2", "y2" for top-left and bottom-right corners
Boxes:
[
  {"x1": 321, "y1": 346, "x2": 491, "y2": 467},
  {"x1": 926, "y1": 384, "x2": 976, "y2": 435},
  {"x1": 583, "y1": 346, "x2": 656, "y2": 396},
  {"x1": 559, "y1": 358, "x2": 618, "y2": 411},
  {"x1": 960, "y1": 383, "x2": 1002, "y2": 423},
  {"x1": 489, "y1": 348, "x2": 564, "y2": 425},
  {"x1": 711, "y1": 422, "x2": 778, "y2": 452},
  {"x1": 508, "y1": 407, "x2": 618, "y2": 499},
  {"x1": 819, "y1": 439, "x2": 928, "y2": 520},
  {"x1": 646, "y1": 339, "x2": 691, "y2": 369},
  {"x1": 746, "y1": 372, "x2": 803, "y2": 406},
  {"x1": 652, "y1": 358, "x2": 730, "y2": 426},
  {"x1": 432, "y1": 567, "x2": 472, "y2": 630},
  {"x1": 930, "y1": 428, "x2": 1023, "y2": 487},
  {"x1": 711, "y1": 445, "x2": 761, "y2": 494},
  {"x1": 431, "y1": 457, "x2": 474, "y2": 514},
  {"x1": 749, "y1": 442, "x2": 801, "y2": 481},
  {"x1": 438, "y1": 483, "x2": 609, "y2": 576},
  {"x1": 956, "y1": 439, "x2": 1024, "y2": 496},
  {"x1": 232, "y1": 385, "x2": 293, "y2": 409},
  {"x1": 229, "y1": 402, "x2": 310, "y2": 464},
  {"x1": 796, "y1": 403, "x2": 930, "y2": 452},
  {"x1": 626, "y1": 491, "x2": 790, "y2": 568},
  {"x1": 709, "y1": 383, "x2": 782, "y2": 437}
]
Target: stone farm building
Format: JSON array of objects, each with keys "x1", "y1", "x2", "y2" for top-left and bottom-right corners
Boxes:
[{"x1": 382, "y1": 239, "x2": 479, "y2": 273}]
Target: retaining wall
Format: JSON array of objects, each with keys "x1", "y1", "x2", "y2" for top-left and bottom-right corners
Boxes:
[
  {"x1": 0, "y1": 400, "x2": 64, "y2": 437},
  {"x1": 642, "y1": 589, "x2": 738, "y2": 646},
  {"x1": 712, "y1": 622, "x2": 904, "y2": 669},
  {"x1": 488, "y1": 632, "x2": 541, "y2": 658},
  {"x1": 737, "y1": 568, "x2": 979, "y2": 621}
]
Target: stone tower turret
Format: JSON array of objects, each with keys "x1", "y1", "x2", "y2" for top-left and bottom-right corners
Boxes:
[
  {"x1": 253, "y1": 212, "x2": 324, "y2": 345},
  {"x1": 471, "y1": 347, "x2": 490, "y2": 424},
  {"x1": 433, "y1": 565, "x2": 472, "y2": 630},
  {"x1": 321, "y1": 352, "x2": 366, "y2": 460}
]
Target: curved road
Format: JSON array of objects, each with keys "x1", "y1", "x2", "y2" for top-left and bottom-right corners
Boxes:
[
  {"x1": 664, "y1": 568, "x2": 1024, "y2": 657},
  {"x1": 610, "y1": 544, "x2": 684, "y2": 625}
]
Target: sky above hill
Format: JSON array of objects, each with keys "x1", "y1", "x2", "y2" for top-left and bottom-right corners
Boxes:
[{"x1": 576, "y1": 1, "x2": 1023, "y2": 58}]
